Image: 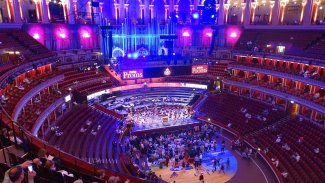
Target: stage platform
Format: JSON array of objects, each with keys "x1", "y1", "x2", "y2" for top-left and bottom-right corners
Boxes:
[
  {"x1": 152, "y1": 144, "x2": 238, "y2": 183},
  {"x1": 131, "y1": 118, "x2": 201, "y2": 135}
]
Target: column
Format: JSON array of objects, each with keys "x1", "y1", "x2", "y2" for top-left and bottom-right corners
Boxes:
[
  {"x1": 218, "y1": 0, "x2": 225, "y2": 25},
  {"x1": 271, "y1": 0, "x2": 280, "y2": 25},
  {"x1": 149, "y1": 5, "x2": 154, "y2": 23},
  {"x1": 244, "y1": 0, "x2": 251, "y2": 25},
  {"x1": 303, "y1": 0, "x2": 314, "y2": 25},
  {"x1": 41, "y1": 0, "x2": 49, "y2": 23},
  {"x1": 140, "y1": 4, "x2": 145, "y2": 23},
  {"x1": 12, "y1": 0, "x2": 22, "y2": 23},
  {"x1": 68, "y1": 0, "x2": 75, "y2": 24},
  {"x1": 164, "y1": 5, "x2": 169, "y2": 21},
  {"x1": 124, "y1": 4, "x2": 129, "y2": 20},
  {"x1": 114, "y1": 3, "x2": 119, "y2": 23}
]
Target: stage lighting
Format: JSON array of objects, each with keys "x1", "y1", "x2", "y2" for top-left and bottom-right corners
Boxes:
[
  {"x1": 182, "y1": 31, "x2": 190, "y2": 37},
  {"x1": 192, "y1": 13, "x2": 199, "y2": 19},
  {"x1": 127, "y1": 53, "x2": 132, "y2": 58},
  {"x1": 33, "y1": 33, "x2": 40, "y2": 40},
  {"x1": 82, "y1": 32, "x2": 90, "y2": 38},
  {"x1": 59, "y1": 33, "x2": 66, "y2": 39},
  {"x1": 205, "y1": 32, "x2": 212, "y2": 37},
  {"x1": 132, "y1": 52, "x2": 139, "y2": 59},
  {"x1": 229, "y1": 32, "x2": 238, "y2": 38}
]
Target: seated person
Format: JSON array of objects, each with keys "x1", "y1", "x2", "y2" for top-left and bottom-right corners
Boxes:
[
  {"x1": 2, "y1": 161, "x2": 36, "y2": 183},
  {"x1": 314, "y1": 147, "x2": 320, "y2": 154}
]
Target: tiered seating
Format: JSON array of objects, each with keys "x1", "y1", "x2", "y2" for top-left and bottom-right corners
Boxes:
[
  {"x1": 304, "y1": 36, "x2": 325, "y2": 59},
  {"x1": 228, "y1": 77, "x2": 325, "y2": 106},
  {"x1": 234, "y1": 29, "x2": 325, "y2": 59},
  {"x1": 208, "y1": 63, "x2": 228, "y2": 76},
  {"x1": 164, "y1": 75, "x2": 213, "y2": 84},
  {"x1": 232, "y1": 59, "x2": 325, "y2": 82},
  {"x1": 75, "y1": 80, "x2": 113, "y2": 94},
  {"x1": 17, "y1": 91, "x2": 62, "y2": 131},
  {"x1": 44, "y1": 105, "x2": 126, "y2": 174},
  {"x1": 58, "y1": 69, "x2": 106, "y2": 89},
  {"x1": 0, "y1": 29, "x2": 55, "y2": 63},
  {"x1": 198, "y1": 93, "x2": 285, "y2": 135},
  {"x1": 6, "y1": 29, "x2": 55, "y2": 61},
  {"x1": 1, "y1": 72, "x2": 58, "y2": 116},
  {"x1": 249, "y1": 118, "x2": 325, "y2": 182}
]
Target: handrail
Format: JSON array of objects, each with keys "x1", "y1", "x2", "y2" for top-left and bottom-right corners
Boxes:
[
  {"x1": 31, "y1": 95, "x2": 67, "y2": 135},
  {"x1": 228, "y1": 64, "x2": 325, "y2": 88},
  {"x1": 0, "y1": 56, "x2": 58, "y2": 83},
  {"x1": 244, "y1": 139, "x2": 285, "y2": 183},
  {"x1": 223, "y1": 79, "x2": 325, "y2": 114},
  {"x1": 12, "y1": 74, "x2": 65, "y2": 121},
  {"x1": 233, "y1": 50, "x2": 325, "y2": 67},
  {"x1": 0, "y1": 103, "x2": 154, "y2": 183},
  {"x1": 198, "y1": 116, "x2": 284, "y2": 183}
]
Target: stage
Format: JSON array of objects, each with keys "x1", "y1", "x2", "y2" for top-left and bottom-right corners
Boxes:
[
  {"x1": 131, "y1": 118, "x2": 201, "y2": 136},
  {"x1": 151, "y1": 144, "x2": 238, "y2": 183}
]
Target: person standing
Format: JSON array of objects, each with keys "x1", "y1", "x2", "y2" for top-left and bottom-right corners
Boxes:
[
  {"x1": 199, "y1": 173, "x2": 204, "y2": 183},
  {"x1": 219, "y1": 163, "x2": 225, "y2": 174},
  {"x1": 213, "y1": 158, "x2": 217, "y2": 172}
]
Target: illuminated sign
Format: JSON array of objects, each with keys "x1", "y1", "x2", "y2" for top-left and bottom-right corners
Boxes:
[
  {"x1": 122, "y1": 70, "x2": 143, "y2": 79},
  {"x1": 164, "y1": 68, "x2": 171, "y2": 76},
  {"x1": 192, "y1": 65, "x2": 208, "y2": 74}
]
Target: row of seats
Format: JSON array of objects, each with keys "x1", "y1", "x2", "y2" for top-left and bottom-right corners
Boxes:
[
  {"x1": 233, "y1": 59, "x2": 325, "y2": 82},
  {"x1": 44, "y1": 105, "x2": 128, "y2": 175},
  {"x1": 234, "y1": 29, "x2": 325, "y2": 59},
  {"x1": 249, "y1": 118, "x2": 325, "y2": 183},
  {"x1": 198, "y1": 93, "x2": 285, "y2": 135},
  {"x1": 228, "y1": 77, "x2": 325, "y2": 107}
]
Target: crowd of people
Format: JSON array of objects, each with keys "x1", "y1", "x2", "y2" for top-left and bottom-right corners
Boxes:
[
  {"x1": 130, "y1": 104, "x2": 192, "y2": 129},
  {"x1": 123, "y1": 123, "x2": 233, "y2": 178}
]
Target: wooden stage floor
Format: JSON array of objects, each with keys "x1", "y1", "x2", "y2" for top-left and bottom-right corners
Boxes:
[{"x1": 153, "y1": 166, "x2": 233, "y2": 183}]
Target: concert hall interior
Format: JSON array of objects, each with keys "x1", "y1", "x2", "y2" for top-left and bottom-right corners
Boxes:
[{"x1": 0, "y1": 0, "x2": 325, "y2": 183}]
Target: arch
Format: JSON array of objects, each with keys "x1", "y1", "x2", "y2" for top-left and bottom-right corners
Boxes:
[{"x1": 112, "y1": 47, "x2": 125, "y2": 58}]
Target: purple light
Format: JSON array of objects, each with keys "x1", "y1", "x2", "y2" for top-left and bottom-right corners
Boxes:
[
  {"x1": 59, "y1": 33, "x2": 66, "y2": 39},
  {"x1": 182, "y1": 31, "x2": 190, "y2": 37},
  {"x1": 205, "y1": 32, "x2": 212, "y2": 37},
  {"x1": 230, "y1": 32, "x2": 238, "y2": 38},
  {"x1": 33, "y1": 33, "x2": 40, "y2": 40},
  {"x1": 82, "y1": 32, "x2": 90, "y2": 38}
]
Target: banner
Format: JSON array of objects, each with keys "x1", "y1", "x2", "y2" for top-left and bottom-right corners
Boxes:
[
  {"x1": 192, "y1": 65, "x2": 208, "y2": 74},
  {"x1": 122, "y1": 70, "x2": 144, "y2": 79}
]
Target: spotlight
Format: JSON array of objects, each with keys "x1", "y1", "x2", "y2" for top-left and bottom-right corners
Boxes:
[
  {"x1": 33, "y1": 33, "x2": 40, "y2": 40},
  {"x1": 205, "y1": 32, "x2": 212, "y2": 37},
  {"x1": 192, "y1": 13, "x2": 199, "y2": 19},
  {"x1": 59, "y1": 33, "x2": 66, "y2": 39},
  {"x1": 229, "y1": 32, "x2": 238, "y2": 38},
  {"x1": 182, "y1": 32, "x2": 190, "y2": 37},
  {"x1": 82, "y1": 32, "x2": 90, "y2": 38}
]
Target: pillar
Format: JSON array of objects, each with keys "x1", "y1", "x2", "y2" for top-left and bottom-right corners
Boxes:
[
  {"x1": 303, "y1": 0, "x2": 314, "y2": 25},
  {"x1": 41, "y1": 0, "x2": 49, "y2": 23},
  {"x1": 244, "y1": 0, "x2": 251, "y2": 25},
  {"x1": 164, "y1": 5, "x2": 169, "y2": 21},
  {"x1": 271, "y1": 0, "x2": 280, "y2": 25},
  {"x1": 68, "y1": 0, "x2": 75, "y2": 24},
  {"x1": 12, "y1": 0, "x2": 22, "y2": 23},
  {"x1": 218, "y1": 0, "x2": 225, "y2": 25}
]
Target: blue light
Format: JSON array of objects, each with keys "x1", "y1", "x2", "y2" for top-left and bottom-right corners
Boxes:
[
  {"x1": 193, "y1": 13, "x2": 199, "y2": 19},
  {"x1": 127, "y1": 53, "x2": 132, "y2": 58},
  {"x1": 211, "y1": 14, "x2": 215, "y2": 18},
  {"x1": 132, "y1": 52, "x2": 139, "y2": 59}
]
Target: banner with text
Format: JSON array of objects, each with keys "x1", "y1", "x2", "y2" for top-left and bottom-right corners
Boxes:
[
  {"x1": 122, "y1": 70, "x2": 144, "y2": 79},
  {"x1": 192, "y1": 65, "x2": 208, "y2": 74}
]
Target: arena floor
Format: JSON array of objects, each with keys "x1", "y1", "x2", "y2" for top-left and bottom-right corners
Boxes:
[{"x1": 152, "y1": 144, "x2": 237, "y2": 183}]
